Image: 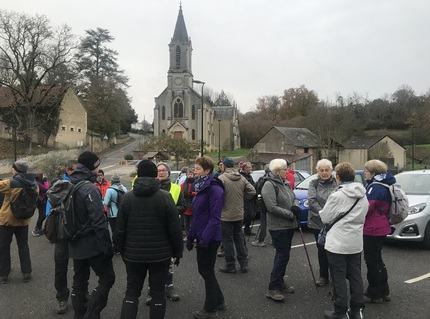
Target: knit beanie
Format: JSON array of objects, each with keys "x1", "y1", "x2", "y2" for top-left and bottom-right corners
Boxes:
[
  {"x1": 13, "y1": 160, "x2": 28, "y2": 173},
  {"x1": 157, "y1": 162, "x2": 171, "y2": 176},
  {"x1": 78, "y1": 151, "x2": 101, "y2": 171},
  {"x1": 111, "y1": 174, "x2": 121, "y2": 183},
  {"x1": 223, "y1": 157, "x2": 235, "y2": 168},
  {"x1": 138, "y1": 160, "x2": 158, "y2": 178}
]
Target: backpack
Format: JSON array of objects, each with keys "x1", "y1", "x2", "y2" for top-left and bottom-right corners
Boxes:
[
  {"x1": 371, "y1": 182, "x2": 409, "y2": 224},
  {"x1": 10, "y1": 184, "x2": 38, "y2": 220},
  {"x1": 44, "y1": 180, "x2": 91, "y2": 243},
  {"x1": 107, "y1": 186, "x2": 125, "y2": 217},
  {"x1": 254, "y1": 176, "x2": 279, "y2": 213}
]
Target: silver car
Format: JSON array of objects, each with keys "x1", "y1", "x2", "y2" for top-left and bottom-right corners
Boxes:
[{"x1": 387, "y1": 170, "x2": 430, "y2": 248}]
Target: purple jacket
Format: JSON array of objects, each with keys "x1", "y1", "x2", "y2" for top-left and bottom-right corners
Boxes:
[
  {"x1": 364, "y1": 172, "x2": 396, "y2": 236},
  {"x1": 188, "y1": 175, "x2": 224, "y2": 247}
]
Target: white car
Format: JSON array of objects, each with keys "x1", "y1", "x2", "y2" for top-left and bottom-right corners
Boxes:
[{"x1": 387, "y1": 170, "x2": 430, "y2": 248}]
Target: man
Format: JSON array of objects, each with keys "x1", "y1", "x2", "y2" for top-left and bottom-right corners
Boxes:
[
  {"x1": 239, "y1": 162, "x2": 256, "y2": 236},
  {"x1": 0, "y1": 160, "x2": 37, "y2": 284},
  {"x1": 69, "y1": 151, "x2": 115, "y2": 319},
  {"x1": 218, "y1": 157, "x2": 256, "y2": 274},
  {"x1": 145, "y1": 162, "x2": 185, "y2": 304},
  {"x1": 94, "y1": 169, "x2": 110, "y2": 213}
]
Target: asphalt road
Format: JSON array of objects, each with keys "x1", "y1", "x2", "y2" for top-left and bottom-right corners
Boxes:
[{"x1": 1, "y1": 216, "x2": 429, "y2": 319}]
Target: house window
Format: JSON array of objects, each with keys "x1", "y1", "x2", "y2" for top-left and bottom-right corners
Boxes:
[
  {"x1": 70, "y1": 127, "x2": 74, "y2": 132},
  {"x1": 173, "y1": 98, "x2": 184, "y2": 118},
  {"x1": 61, "y1": 126, "x2": 66, "y2": 131},
  {"x1": 77, "y1": 128, "x2": 82, "y2": 133},
  {"x1": 304, "y1": 148, "x2": 309, "y2": 153},
  {"x1": 192, "y1": 105, "x2": 195, "y2": 120},
  {"x1": 192, "y1": 129, "x2": 196, "y2": 140},
  {"x1": 162, "y1": 129, "x2": 166, "y2": 134},
  {"x1": 161, "y1": 105, "x2": 165, "y2": 120},
  {"x1": 176, "y1": 46, "x2": 181, "y2": 69}
]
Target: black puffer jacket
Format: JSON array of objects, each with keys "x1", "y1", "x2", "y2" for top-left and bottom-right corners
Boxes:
[
  {"x1": 116, "y1": 176, "x2": 183, "y2": 263},
  {"x1": 68, "y1": 164, "x2": 112, "y2": 260}
]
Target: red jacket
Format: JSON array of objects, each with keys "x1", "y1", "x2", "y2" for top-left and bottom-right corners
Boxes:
[
  {"x1": 95, "y1": 178, "x2": 111, "y2": 212},
  {"x1": 286, "y1": 169, "x2": 295, "y2": 189}
]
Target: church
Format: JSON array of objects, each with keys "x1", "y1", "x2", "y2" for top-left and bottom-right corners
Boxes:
[{"x1": 153, "y1": 5, "x2": 241, "y2": 154}]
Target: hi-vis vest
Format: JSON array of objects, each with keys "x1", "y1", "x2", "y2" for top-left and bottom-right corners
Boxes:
[{"x1": 169, "y1": 183, "x2": 181, "y2": 205}]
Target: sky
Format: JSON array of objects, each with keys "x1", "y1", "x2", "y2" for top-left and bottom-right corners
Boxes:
[{"x1": 3, "y1": 0, "x2": 430, "y2": 123}]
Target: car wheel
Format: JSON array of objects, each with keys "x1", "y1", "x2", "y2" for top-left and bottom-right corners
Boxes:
[{"x1": 423, "y1": 222, "x2": 430, "y2": 249}]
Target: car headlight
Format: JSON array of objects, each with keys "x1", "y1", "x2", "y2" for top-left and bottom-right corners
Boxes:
[
  {"x1": 409, "y1": 203, "x2": 426, "y2": 214},
  {"x1": 303, "y1": 199, "x2": 309, "y2": 208}
]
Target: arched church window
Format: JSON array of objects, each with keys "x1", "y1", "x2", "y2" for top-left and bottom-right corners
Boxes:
[
  {"x1": 176, "y1": 46, "x2": 181, "y2": 69},
  {"x1": 174, "y1": 98, "x2": 184, "y2": 118},
  {"x1": 192, "y1": 105, "x2": 195, "y2": 120},
  {"x1": 192, "y1": 129, "x2": 196, "y2": 140},
  {"x1": 161, "y1": 105, "x2": 165, "y2": 120}
]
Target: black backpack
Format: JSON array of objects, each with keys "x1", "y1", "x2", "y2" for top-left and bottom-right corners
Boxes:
[
  {"x1": 44, "y1": 180, "x2": 91, "y2": 243},
  {"x1": 10, "y1": 184, "x2": 38, "y2": 220},
  {"x1": 107, "y1": 186, "x2": 125, "y2": 217},
  {"x1": 254, "y1": 176, "x2": 279, "y2": 214}
]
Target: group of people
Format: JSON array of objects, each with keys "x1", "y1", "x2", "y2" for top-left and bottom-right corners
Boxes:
[{"x1": 0, "y1": 150, "x2": 395, "y2": 319}]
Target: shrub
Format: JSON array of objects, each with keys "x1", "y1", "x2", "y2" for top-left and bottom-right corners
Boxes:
[{"x1": 124, "y1": 153, "x2": 134, "y2": 160}]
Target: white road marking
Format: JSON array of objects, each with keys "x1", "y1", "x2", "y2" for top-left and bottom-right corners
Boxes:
[
  {"x1": 292, "y1": 241, "x2": 316, "y2": 249},
  {"x1": 405, "y1": 273, "x2": 430, "y2": 284}
]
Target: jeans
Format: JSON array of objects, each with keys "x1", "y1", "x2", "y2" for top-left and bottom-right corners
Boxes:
[
  {"x1": 243, "y1": 201, "x2": 255, "y2": 230},
  {"x1": 0, "y1": 225, "x2": 32, "y2": 277},
  {"x1": 311, "y1": 228, "x2": 329, "y2": 279},
  {"x1": 71, "y1": 254, "x2": 115, "y2": 319},
  {"x1": 327, "y1": 251, "x2": 364, "y2": 315},
  {"x1": 268, "y1": 229, "x2": 294, "y2": 290},
  {"x1": 55, "y1": 240, "x2": 70, "y2": 301},
  {"x1": 257, "y1": 209, "x2": 267, "y2": 242},
  {"x1": 221, "y1": 220, "x2": 248, "y2": 269},
  {"x1": 363, "y1": 235, "x2": 389, "y2": 299},
  {"x1": 35, "y1": 204, "x2": 47, "y2": 230},
  {"x1": 121, "y1": 259, "x2": 170, "y2": 319},
  {"x1": 197, "y1": 241, "x2": 224, "y2": 312}
]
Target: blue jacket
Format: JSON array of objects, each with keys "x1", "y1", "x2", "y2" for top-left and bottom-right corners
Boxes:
[
  {"x1": 188, "y1": 175, "x2": 224, "y2": 247},
  {"x1": 103, "y1": 184, "x2": 127, "y2": 218}
]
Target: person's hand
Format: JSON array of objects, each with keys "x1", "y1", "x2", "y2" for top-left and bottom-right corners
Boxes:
[
  {"x1": 174, "y1": 257, "x2": 181, "y2": 266},
  {"x1": 291, "y1": 205, "x2": 302, "y2": 218},
  {"x1": 186, "y1": 240, "x2": 194, "y2": 251}
]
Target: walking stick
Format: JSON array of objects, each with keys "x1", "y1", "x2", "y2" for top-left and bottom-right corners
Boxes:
[{"x1": 297, "y1": 218, "x2": 318, "y2": 293}]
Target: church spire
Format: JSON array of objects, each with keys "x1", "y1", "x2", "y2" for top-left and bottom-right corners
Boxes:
[{"x1": 172, "y1": 4, "x2": 189, "y2": 42}]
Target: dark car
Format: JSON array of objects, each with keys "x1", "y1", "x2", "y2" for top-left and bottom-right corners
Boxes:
[{"x1": 293, "y1": 170, "x2": 365, "y2": 225}]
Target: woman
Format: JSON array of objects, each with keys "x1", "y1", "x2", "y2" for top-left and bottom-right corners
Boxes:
[
  {"x1": 308, "y1": 159, "x2": 337, "y2": 287},
  {"x1": 262, "y1": 159, "x2": 301, "y2": 302},
  {"x1": 116, "y1": 160, "x2": 183, "y2": 319},
  {"x1": 320, "y1": 162, "x2": 369, "y2": 319},
  {"x1": 32, "y1": 173, "x2": 48, "y2": 237},
  {"x1": 187, "y1": 156, "x2": 225, "y2": 319},
  {"x1": 363, "y1": 159, "x2": 393, "y2": 303}
]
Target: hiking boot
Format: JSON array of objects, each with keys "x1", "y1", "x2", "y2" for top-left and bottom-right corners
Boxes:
[
  {"x1": 165, "y1": 285, "x2": 180, "y2": 301},
  {"x1": 193, "y1": 309, "x2": 219, "y2": 318},
  {"x1": 265, "y1": 290, "x2": 285, "y2": 302},
  {"x1": 348, "y1": 308, "x2": 363, "y2": 319},
  {"x1": 0, "y1": 276, "x2": 8, "y2": 284},
  {"x1": 364, "y1": 294, "x2": 382, "y2": 304},
  {"x1": 315, "y1": 277, "x2": 329, "y2": 287},
  {"x1": 217, "y1": 251, "x2": 225, "y2": 257},
  {"x1": 23, "y1": 273, "x2": 32, "y2": 283},
  {"x1": 217, "y1": 302, "x2": 227, "y2": 311},
  {"x1": 32, "y1": 228, "x2": 42, "y2": 237},
  {"x1": 382, "y1": 294, "x2": 391, "y2": 301},
  {"x1": 280, "y1": 282, "x2": 295, "y2": 294},
  {"x1": 240, "y1": 265, "x2": 249, "y2": 273},
  {"x1": 218, "y1": 267, "x2": 236, "y2": 274},
  {"x1": 144, "y1": 292, "x2": 152, "y2": 306},
  {"x1": 323, "y1": 310, "x2": 349, "y2": 319},
  {"x1": 251, "y1": 240, "x2": 265, "y2": 247},
  {"x1": 56, "y1": 299, "x2": 68, "y2": 314}
]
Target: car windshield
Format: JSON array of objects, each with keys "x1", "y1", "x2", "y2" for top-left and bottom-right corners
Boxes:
[
  {"x1": 395, "y1": 173, "x2": 430, "y2": 195},
  {"x1": 295, "y1": 170, "x2": 364, "y2": 190}
]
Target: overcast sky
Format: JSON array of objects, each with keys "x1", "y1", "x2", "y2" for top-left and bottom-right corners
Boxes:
[{"x1": 3, "y1": 0, "x2": 430, "y2": 122}]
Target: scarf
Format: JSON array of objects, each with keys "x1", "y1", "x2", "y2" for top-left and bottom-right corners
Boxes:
[{"x1": 194, "y1": 175, "x2": 209, "y2": 193}]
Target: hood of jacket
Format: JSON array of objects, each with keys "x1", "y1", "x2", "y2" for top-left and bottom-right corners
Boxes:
[
  {"x1": 133, "y1": 177, "x2": 160, "y2": 197},
  {"x1": 337, "y1": 182, "x2": 367, "y2": 199},
  {"x1": 70, "y1": 163, "x2": 97, "y2": 184},
  {"x1": 10, "y1": 173, "x2": 37, "y2": 188},
  {"x1": 366, "y1": 171, "x2": 396, "y2": 186},
  {"x1": 223, "y1": 168, "x2": 243, "y2": 181}
]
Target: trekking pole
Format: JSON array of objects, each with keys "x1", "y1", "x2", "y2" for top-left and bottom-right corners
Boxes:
[{"x1": 297, "y1": 218, "x2": 318, "y2": 293}]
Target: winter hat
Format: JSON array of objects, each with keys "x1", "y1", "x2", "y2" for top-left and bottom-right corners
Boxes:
[
  {"x1": 157, "y1": 162, "x2": 171, "y2": 176},
  {"x1": 264, "y1": 164, "x2": 270, "y2": 173},
  {"x1": 78, "y1": 151, "x2": 101, "y2": 171},
  {"x1": 138, "y1": 160, "x2": 157, "y2": 178},
  {"x1": 13, "y1": 160, "x2": 28, "y2": 173},
  {"x1": 223, "y1": 157, "x2": 235, "y2": 168},
  {"x1": 111, "y1": 174, "x2": 121, "y2": 183}
]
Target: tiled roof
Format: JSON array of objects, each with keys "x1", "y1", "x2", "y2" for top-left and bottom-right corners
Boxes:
[{"x1": 273, "y1": 126, "x2": 321, "y2": 148}]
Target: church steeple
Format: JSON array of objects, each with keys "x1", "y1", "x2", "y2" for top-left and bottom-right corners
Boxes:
[{"x1": 172, "y1": 4, "x2": 189, "y2": 42}]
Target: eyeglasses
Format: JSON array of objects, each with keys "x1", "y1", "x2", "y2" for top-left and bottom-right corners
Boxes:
[
  {"x1": 157, "y1": 169, "x2": 167, "y2": 173},
  {"x1": 97, "y1": 174, "x2": 103, "y2": 176}
]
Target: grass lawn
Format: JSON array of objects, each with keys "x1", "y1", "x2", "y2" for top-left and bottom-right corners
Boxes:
[{"x1": 205, "y1": 148, "x2": 250, "y2": 160}]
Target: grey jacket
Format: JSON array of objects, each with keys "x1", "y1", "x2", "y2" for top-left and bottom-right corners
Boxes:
[
  {"x1": 307, "y1": 177, "x2": 337, "y2": 230},
  {"x1": 262, "y1": 175, "x2": 299, "y2": 230}
]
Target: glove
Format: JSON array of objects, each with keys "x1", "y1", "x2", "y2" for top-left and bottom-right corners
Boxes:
[
  {"x1": 291, "y1": 205, "x2": 302, "y2": 218},
  {"x1": 186, "y1": 240, "x2": 194, "y2": 251},
  {"x1": 174, "y1": 257, "x2": 181, "y2": 266}
]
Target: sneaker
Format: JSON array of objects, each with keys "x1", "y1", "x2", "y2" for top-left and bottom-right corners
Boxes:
[
  {"x1": 165, "y1": 285, "x2": 180, "y2": 301},
  {"x1": 218, "y1": 267, "x2": 236, "y2": 274},
  {"x1": 193, "y1": 309, "x2": 218, "y2": 318},
  {"x1": 32, "y1": 229, "x2": 41, "y2": 237},
  {"x1": 280, "y1": 282, "x2": 295, "y2": 294},
  {"x1": 364, "y1": 294, "x2": 382, "y2": 304},
  {"x1": 265, "y1": 290, "x2": 285, "y2": 302},
  {"x1": 323, "y1": 310, "x2": 349, "y2": 319},
  {"x1": 382, "y1": 294, "x2": 391, "y2": 302},
  {"x1": 217, "y1": 251, "x2": 225, "y2": 257},
  {"x1": 23, "y1": 273, "x2": 32, "y2": 283},
  {"x1": 145, "y1": 292, "x2": 152, "y2": 306},
  {"x1": 348, "y1": 308, "x2": 363, "y2": 319},
  {"x1": 217, "y1": 302, "x2": 227, "y2": 311},
  {"x1": 315, "y1": 277, "x2": 329, "y2": 287},
  {"x1": 251, "y1": 240, "x2": 265, "y2": 247},
  {"x1": 0, "y1": 276, "x2": 8, "y2": 284},
  {"x1": 56, "y1": 300, "x2": 68, "y2": 314}
]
